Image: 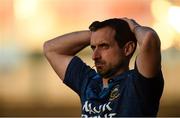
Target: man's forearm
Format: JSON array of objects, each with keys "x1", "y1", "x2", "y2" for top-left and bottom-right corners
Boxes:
[
  {"x1": 133, "y1": 26, "x2": 160, "y2": 50},
  {"x1": 122, "y1": 18, "x2": 160, "y2": 50},
  {"x1": 123, "y1": 18, "x2": 161, "y2": 77},
  {"x1": 43, "y1": 30, "x2": 91, "y2": 56}
]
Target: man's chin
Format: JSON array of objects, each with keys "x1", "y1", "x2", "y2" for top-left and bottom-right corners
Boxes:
[
  {"x1": 97, "y1": 70, "x2": 111, "y2": 78},
  {"x1": 97, "y1": 68, "x2": 118, "y2": 78},
  {"x1": 97, "y1": 70, "x2": 106, "y2": 76}
]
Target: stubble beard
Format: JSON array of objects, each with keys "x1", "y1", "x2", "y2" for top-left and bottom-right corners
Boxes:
[
  {"x1": 96, "y1": 61, "x2": 124, "y2": 79},
  {"x1": 97, "y1": 67, "x2": 110, "y2": 78}
]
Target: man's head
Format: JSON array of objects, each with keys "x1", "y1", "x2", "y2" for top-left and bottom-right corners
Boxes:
[{"x1": 89, "y1": 18, "x2": 137, "y2": 78}]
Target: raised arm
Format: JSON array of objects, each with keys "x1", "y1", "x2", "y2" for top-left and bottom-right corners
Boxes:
[
  {"x1": 123, "y1": 18, "x2": 161, "y2": 78},
  {"x1": 43, "y1": 30, "x2": 91, "y2": 80}
]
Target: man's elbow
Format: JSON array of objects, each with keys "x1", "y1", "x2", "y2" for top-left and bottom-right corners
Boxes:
[
  {"x1": 143, "y1": 30, "x2": 161, "y2": 51},
  {"x1": 43, "y1": 41, "x2": 52, "y2": 57},
  {"x1": 43, "y1": 41, "x2": 65, "y2": 58}
]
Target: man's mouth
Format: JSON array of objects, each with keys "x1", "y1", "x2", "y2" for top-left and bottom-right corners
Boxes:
[
  {"x1": 95, "y1": 64, "x2": 103, "y2": 68},
  {"x1": 95, "y1": 61, "x2": 105, "y2": 68}
]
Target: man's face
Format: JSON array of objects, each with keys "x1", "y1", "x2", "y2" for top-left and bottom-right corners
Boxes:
[{"x1": 90, "y1": 26, "x2": 125, "y2": 77}]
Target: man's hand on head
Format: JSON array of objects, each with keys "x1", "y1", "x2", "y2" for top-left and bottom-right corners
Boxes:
[{"x1": 121, "y1": 18, "x2": 141, "y2": 33}]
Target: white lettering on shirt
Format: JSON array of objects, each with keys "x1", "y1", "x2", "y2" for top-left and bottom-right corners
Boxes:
[{"x1": 82, "y1": 101, "x2": 116, "y2": 117}]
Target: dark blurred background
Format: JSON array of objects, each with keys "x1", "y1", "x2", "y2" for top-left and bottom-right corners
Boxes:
[{"x1": 0, "y1": 0, "x2": 180, "y2": 117}]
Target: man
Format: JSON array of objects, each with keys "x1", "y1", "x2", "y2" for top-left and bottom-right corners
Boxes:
[{"x1": 43, "y1": 18, "x2": 164, "y2": 117}]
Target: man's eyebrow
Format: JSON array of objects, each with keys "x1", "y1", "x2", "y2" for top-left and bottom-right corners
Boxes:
[{"x1": 99, "y1": 42, "x2": 109, "y2": 45}]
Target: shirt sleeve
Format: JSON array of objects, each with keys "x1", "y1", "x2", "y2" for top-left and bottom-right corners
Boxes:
[
  {"x1": 133, "y1": 62, "x2": 164, "y2": 101},
  {"x1": 63, "y1": 56, "x2": 96, "y2": 96}
]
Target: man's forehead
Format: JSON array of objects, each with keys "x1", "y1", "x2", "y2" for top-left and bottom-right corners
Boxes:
[
  {"x1": 90, "y1": 27, "x2": 116, "y2": 44},
  {"x1": 90, "y1": 39, "x2": 109, "y2": 45},
  {"x1": 92, "y1": 26, "x2": 115, "y2": 36}
]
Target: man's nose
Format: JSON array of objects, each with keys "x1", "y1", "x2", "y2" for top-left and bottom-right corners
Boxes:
[{"x1": 92, "y1": 49, "x2": 101, "y2": 60}]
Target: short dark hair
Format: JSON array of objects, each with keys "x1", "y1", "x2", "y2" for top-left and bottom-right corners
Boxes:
[{"x1": 89, "y1": 18, "x2": 137, "y2": 48}]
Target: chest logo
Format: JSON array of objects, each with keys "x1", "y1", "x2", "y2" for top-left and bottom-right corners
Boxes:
[{"x1": 109, "y1": 85, "x2": 120, "y2": 101}]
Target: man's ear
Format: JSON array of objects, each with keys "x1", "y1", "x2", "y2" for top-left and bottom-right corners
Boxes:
[{"x1": 123, "y1": 41, "x2": 136, "y2": 57}]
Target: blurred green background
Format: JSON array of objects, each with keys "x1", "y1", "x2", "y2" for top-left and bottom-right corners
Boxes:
[{"x1": 0, "y1": 0, "x2": 180, "y2": 116}]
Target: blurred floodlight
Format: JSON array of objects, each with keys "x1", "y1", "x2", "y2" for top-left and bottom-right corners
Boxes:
[
  {"x1": 14, "y1": 0, "x2": 38, "y2": 19},
  {"x1": 151, "y1": 0, "x2": 179, "y2": 50},
  {"x1": 153, "y1": 22, "x2": 175, "y2": 50},
  {"x1": 151, "y1": 0, "x2": 171, "y2": 21},
  {"x1": 168, "y1": 6, "x2": 180, "y2": 33}
]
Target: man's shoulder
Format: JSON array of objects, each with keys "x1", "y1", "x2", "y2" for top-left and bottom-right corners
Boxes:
[{"x1": 66, "y1": 56, "x2": 96, "y2": 77}]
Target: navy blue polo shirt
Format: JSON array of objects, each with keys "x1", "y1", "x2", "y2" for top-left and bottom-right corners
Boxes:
[{"x1": 63, "y1": 56, "x2": 164, "y2": 117}]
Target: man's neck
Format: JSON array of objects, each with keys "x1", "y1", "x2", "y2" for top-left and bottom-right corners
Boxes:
[{"x1": 102, "y1": 66, "x2": 129, "y2": 88}]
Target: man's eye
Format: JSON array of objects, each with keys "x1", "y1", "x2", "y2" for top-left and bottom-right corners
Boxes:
[
  {"x1": 91, "y1": 46, "x2": 95, "y2": 50},
  {"x1": 101, "y1": 44, "x2": 109, "y2": 49}
]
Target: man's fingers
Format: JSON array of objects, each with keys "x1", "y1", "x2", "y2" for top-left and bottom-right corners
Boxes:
[
  {"x1": 121, "y1": 18, "x2": 141, "y2": 33},
  {"x1": 123, "y1": 18, "x2": 140, "y2": 26},
  {"x1": 121, "y1": 18, "x2": 134, "y2": 31},
  {"x1": 130, "y1": 19, "x2": 140, "y2": 26},
  {"x1": 121, "y1": 17, "x2": 129, "y2": 22}
]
